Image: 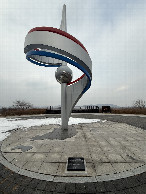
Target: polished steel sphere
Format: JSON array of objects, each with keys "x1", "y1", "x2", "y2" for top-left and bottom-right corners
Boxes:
[{"x1": 55, "y1": 66, "x2": 72, "y2": 84}]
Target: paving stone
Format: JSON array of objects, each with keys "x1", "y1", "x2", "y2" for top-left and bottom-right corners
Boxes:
[
  {"x1": 104, "y1": 180, "x2": 117, "y2": 192},
  {"x1": 113, "y1": 178, "x2": 128, "y2": 190},
  {"x1": 113, "y1": 191, "x2": 126, "y2": 194},
  {"x1": 95, "y1": 182, "x2": 106, "y2": 192},
  {"x1": 0, "y1": 177, "x2": 4, "y2": 183},
  {"x1": 12, "y1": 175, "x2": 26, "y2": 185},
  {"x1": 133, "y1": 183, "x2": 146, "y2": 194},
  {"x1": 7, "y1": 175, "x2": 16, "y2": 183},
  {"x1": 17, "y1": 152, "x2": 34, "y2": 160},
  {"x1": 55, "y1": 193, "x2": 65, "y2": 194},
  {"x1": 95, "y1": 163, "x2": 115, "y2": 175},
  {"x1": 28, "y1": 179, "x2": 40, "y2": 189},
  {"x1": 0, "y1": 171, "x2": 9, "y2": 178},
  {"x1": 91, "y1": 153, "x2": 109, "y2": 162},
  {"x1": 11, "y1": 185, "x2": 25, "y2": 194},
  {"x1": 86, "y1": 162, "x2": 96, "y2": 176},
  {"x1": 35, "y1": 190, "x2": 49, "y2": 194},
  {"x1": 12, "y1": 158, "x2": 27, "y2": 168},
  {"x1": 124, "y1": 176, "x2": 141, "y2": 188},
  {"x1": 3, "y1": 153, "x2": 21, "y2": 162},
  {"x1": 7, "y1": 169, "x2": 15, "y2": 176},
  {"x1": 0, "y1": 163, "x2": 4, "y2": 170},
  {"x1": 44, "y1": 153, "x2": 61, "y2": 162},
  {"x1": 75, "y1": 183, "x2": 86, "y2": 193},
  {"x1": 106, "y1": 153, "x2": 124, "y2": 162},
  {"x1": 136, "y1": 172, "x2": 146, "y2": 184},
  {"x1": 57, "y1": 163, "x2": 66, "y2": 176},
  {"x1": 129, "y1": 162, "x2": 144, "y2": 169},
  {"x1": 45, "y1": 182, "x2": 57, "y2": 192},
  {"x1": 65, "y1": 183, "x2": 76, "y2": 193},
  {"x1": 1, "y1": 181, "x2": 17, "y2": 193},
  {"x1": 22, "y1": 187, "x2": 37, "y2": 193},
  {"x1": 19, "y1": 176, "x2": 33, "y2": 187},
  {"x1": 30, "y1": 153, "x2": 46, "y2": 162},
  {"x1": 123, "y1": 187, "x2": 138, "y2": 194},
  {"x1": 0, "y1": 114, "x2": 146, "y2": 193},
  {"x1": 55, "y1": 182, "x2": 66, "y2": 193},
  {"x1": 36, "y1": 180, "x2": 47, "y2": 190},
  {"x1": 23, "y1": 161, "x2": 42, "y2": 172},
  {"x1": 112, "y1": 163, "x2": 132, "y2": 173},
  {"x1": 85, "y1": 182, "x2": 97, "y2": 193},
  {"x1": 39, "y1": 163, "x2": 59, "y2": 175},
  {"x1": 0, "y1": 181, "x2": 10, "y2": 191},
  {"x1": 1, "y1": 116, "x2": 146, "y2": 180}
]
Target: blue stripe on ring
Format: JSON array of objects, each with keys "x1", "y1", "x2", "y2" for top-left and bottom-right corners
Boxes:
[{"x1": 26, "y1": 50, "x2": 91, "y2": 93}]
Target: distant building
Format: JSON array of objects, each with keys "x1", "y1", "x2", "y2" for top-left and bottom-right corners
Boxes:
[{"x1": 102, "y1": 106, "x2": 111, "y2": 113}]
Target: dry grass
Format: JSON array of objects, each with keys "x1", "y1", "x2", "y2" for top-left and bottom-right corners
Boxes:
[
  {"x1": 111, "y1": 107, "x2": 146, "y2": 115},
  {"x1": 1, "y1": 108, "x2": 46, "y2": 116},
  {"x1": 1, "y1": 107, "x2": 146, "y2": 116}
]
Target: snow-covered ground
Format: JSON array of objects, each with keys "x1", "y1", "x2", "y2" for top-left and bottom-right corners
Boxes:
[{"x1": 0, "y1": 117, "x2": 102, "y2": 141}]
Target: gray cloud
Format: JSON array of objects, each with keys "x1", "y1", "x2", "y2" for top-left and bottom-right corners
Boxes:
[{"x1": 0, "y1": 0, "x2": 146, "y2": 107}]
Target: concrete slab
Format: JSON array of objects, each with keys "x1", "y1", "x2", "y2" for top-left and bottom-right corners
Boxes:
[
  {"x1": 95, "y1": 163, "x2": 116, "y2": 175},
  {"x1": 12, "y1": 159, "x2": 27, "y2": 168},
  {"x1": 0, "y1": 119, "x2": 146, "y2": 183},
  {"x1": 39, "y1": 162, "x2": 59, "y2": 175},
  {"x1": 44, "y1": 153, "x2": 62, "y2": 162},
  {"x1": 22, "y1": 161, "x2": 42, "y2": 172},
  {"x1": 2, "y1": 152, "x2": 21, "y2": 162}
]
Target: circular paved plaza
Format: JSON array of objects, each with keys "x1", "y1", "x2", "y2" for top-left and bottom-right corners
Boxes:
[{"x1": 0, "y1": 114, "x2": 146, "y2": 193}]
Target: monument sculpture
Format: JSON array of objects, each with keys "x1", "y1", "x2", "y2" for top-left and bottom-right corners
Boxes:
[{"x1": 24, "y1": 5, "x2": 92, "y2": 130}]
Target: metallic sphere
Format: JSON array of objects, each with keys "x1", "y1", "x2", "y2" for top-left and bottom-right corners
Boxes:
[{"x1": 55, "y1": 66, "x2": 72, "y2": 84}]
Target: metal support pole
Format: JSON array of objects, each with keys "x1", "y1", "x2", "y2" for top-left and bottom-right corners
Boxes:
[
  {"x1": 60, "y1": 5, "x2": 68, "y2": 130},
  {"x1": 61, "y1": 82, "x2": 68, "y2": 130}
]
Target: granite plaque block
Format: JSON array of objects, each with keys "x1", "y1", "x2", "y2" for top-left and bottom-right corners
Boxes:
[{"x1": 67, "y1": 157, "x2": 85, "y2": 171}]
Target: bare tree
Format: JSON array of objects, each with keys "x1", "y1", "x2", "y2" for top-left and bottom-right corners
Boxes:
[
  {"x1": 13, "y1": 100, "x2": 33, "y2": 109},
  {"x1": 133, "y1": 99, "x2": 146, "y2": 109}
]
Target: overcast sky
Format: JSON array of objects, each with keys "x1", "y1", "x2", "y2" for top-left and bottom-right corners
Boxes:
[{"x1": 0, "y1": 0, "x2": 146, "y2": 108}]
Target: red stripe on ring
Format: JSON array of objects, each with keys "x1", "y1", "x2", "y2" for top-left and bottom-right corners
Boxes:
[
  {"x1": 67, "y1": 74, "x2": 85, "y2": 85},
  {"x1": 28, "y1": 27, "x2": 87, "y2": 53}
]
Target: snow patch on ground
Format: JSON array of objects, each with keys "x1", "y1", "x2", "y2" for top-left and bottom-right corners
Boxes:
[{"x1": 0, "y1": 117, "x2": 101, "y2": 141}]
